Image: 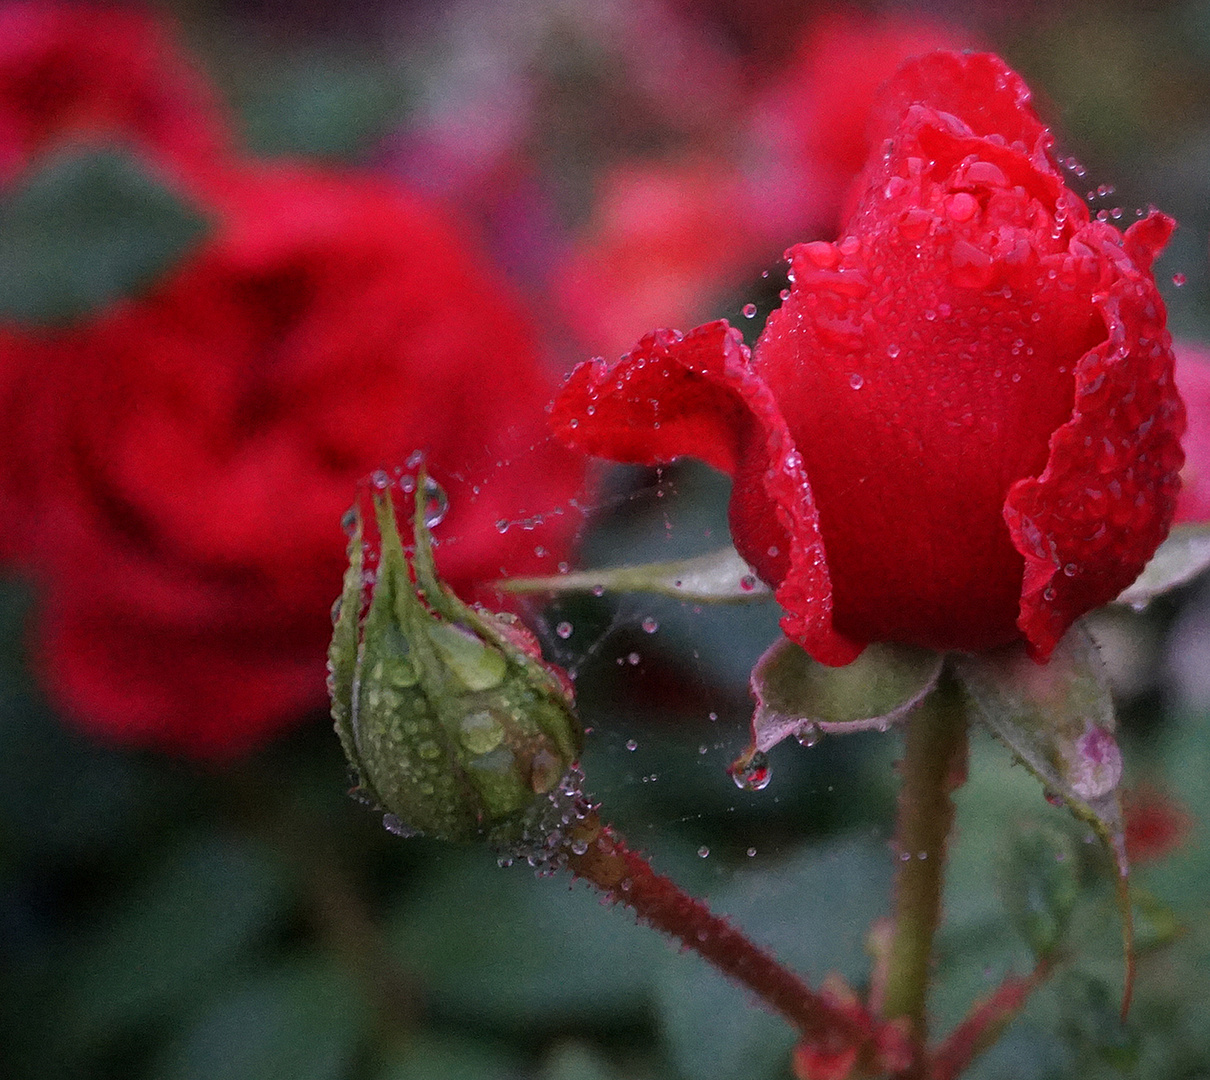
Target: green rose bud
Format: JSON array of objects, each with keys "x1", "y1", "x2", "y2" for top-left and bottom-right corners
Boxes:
[{"x1": 328, "y1": 468, "x2": 583, "y2": 843}]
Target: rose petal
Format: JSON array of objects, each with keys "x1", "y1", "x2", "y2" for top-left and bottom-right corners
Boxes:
[
  {"x1": 1004, "y1": 215, "x2": 1184, "y2": 658},
  {"x1": 551, "y1": 320, "x2": 861, "y2": 664},
  {"x1": 754, "y1": 72, "x2": 1102, "y2": 653}
]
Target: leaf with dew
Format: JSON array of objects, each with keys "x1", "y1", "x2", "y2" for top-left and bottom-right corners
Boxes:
[
  {"x1": 499, "y1": 547, "x2": 772, "y2": 602},
  {"x1": 950, "y1": 624, "x2": 1135, "y2": 1015},
  {"x1": 728, "y1": 638, "x2": 943, "y2": 791}
]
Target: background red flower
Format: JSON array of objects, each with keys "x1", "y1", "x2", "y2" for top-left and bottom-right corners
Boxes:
[
  {"x1": 1, "y1": 163, "x2": 586, "y2": 758},
  {"x1": 0, "y1": 0, "x2": 232, "y2": 184}
]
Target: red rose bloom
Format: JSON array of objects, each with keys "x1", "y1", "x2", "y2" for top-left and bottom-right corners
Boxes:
[
  {"x1": 1172, "y1": 342, "x2": 1210, "y2": 523},
  {"x1": 552, "y1": 52, "x2": 1184, "y2": 665},
  {"x1": 0, "y1": 1, "x2": 231, "y2": 183},
  {"x1": 1, "y1": 163, "x2": 585, "y2": 758}
]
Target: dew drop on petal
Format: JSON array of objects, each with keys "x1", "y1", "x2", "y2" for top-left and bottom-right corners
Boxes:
[
  {"x1": 1173, "y1": 273, "x2": 1187, "y2": 287},
  {"x1": 742, "y1": 302, "x2": 757, "y2": 319},
  {"x1": 849, "y1": 372, "x2": 865, "y2": 390},
  {"x1": 625, "y1": 738, "x2": 638, "y2": 751},
  {"x1": 556, "y1": 621, "x2": 573, "y2": 639},
  {"x1": 641, "y1": 617, "x2": 659, "y2": 634},
  {"x1": 747, "y1": 847, "x2": 757, "y2": 858},
  {"x1": 627, "y1": 651, "x2": 640, "y2": 665},
  {"x1": 697, "y1": 846, "x2": 710, "y2": 858}
]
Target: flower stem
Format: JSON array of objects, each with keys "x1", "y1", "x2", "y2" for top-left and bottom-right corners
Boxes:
[
  {"x1": 879, "y1": 672, "x2": 969, "y2": 1062},
  {"x1": 562, "y1": 811, "x2": 897, "y2": 1070},
  {"x1": 930, "y1": 958, "x2": 1054, "y2": 1080}
]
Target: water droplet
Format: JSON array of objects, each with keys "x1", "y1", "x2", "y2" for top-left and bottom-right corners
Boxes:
[
  {"x1": 556, "y1": 621, "x2": 573, "y2": 639},
  {"x1": 795, "y1": 724, "x2": 821, "y2": 748},
  {"x1": 340, "y1": 507, "x2": 358, "y2": 537},
  {"x1": 627, "y1": 651, "x2": 640, "y2": 665},
  {"x1": 1173, "y1": 273, "x2": 1187, "y2": 287},
  {"x1": 495, "y1": 519, "x2": 510, "y2": 533},
  {"x1": 739, "y1": 574, "x2": 757, "y2": 591},
  {"x1": 625, "y1": 739, "x2": 638, "y2": 751},
  {"x1": 849, "y1": 372, "x2": 864, "y2": 390},
  {"x1": 592, "y1": 585, "x2": 605, "y2": 597},
  {"x1": 383, "y1": 814, "x2": 421, "y2": 838},
  {"x1": 697, "y1": 845, "x2": 710, "y2": 858},
  {"x1": 423, "y1": 476, "x2": 448, "y2": 527},
  {"x1": 886, "y1": 343, "x2": 900, "y2": 359},
  {"x1": 641, "y1": 617, "x2": 659, "y2": 634},
  {"x1": 570, "y1": 838, "x2": 589, "y2": 856},
  {"x1": 370, "y1": 469, "x2": 390, "y2": 489},
  {"x1": 746, "y1": 847, "x2": 757, "y2": 858},
  {"x1": 1063, "y1": 562, "x2": 1078, "y2": 577},
  {"x1": 742, "y1": 302, "x2": 757, "y2": 319},
  {"x1": 459, "y1": 710, "x2": 504, "y2": 754},
  {"x1": 729, "y1": 749, "x2": 772, "y2": 791}
]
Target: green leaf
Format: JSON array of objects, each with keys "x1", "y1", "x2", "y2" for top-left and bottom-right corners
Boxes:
[
  {"x1": 748, "y1": 637, "x2": 943, "y2": 748},
  {"x1": 499, "y1": 547, "x2": 772, "y2": 603},
  {"x1": 63, "y1": 836, "x2": 289, "y2": 1047},
  {"x1": 728, "y1": 637, "x2": 942, "y2": 790},
  {"x1": 236, "y1": 52, "x2": 407, "y2": 161},
  {"x1": 951, "y1": 626, "x2": 1134, "y2": 1010},
  {"x1": 377, "y1": 1036, "x2": 524, "y2": 1080},
  {"x1": 655, "y1": 837, "x2": 892, "y2": 1080},
  {"x1": 385, "y1": 847, "x2": 664, "y2": 1026},
  {"x1": 0, "y1": 148, "x2": 209, "y2": 324},
  {"x1": 997, "y1": 822, "x2": 1081, "y2": 959},
  {"x1": 950, "y1": 627, "x2": 1125, "y2": 867},
  {"x1": 1114, "y1": 523, "x2": 1210, "y2": 609},
  {"x1": 151, "y1": 959, "x2": 365, "y2": 1080}
]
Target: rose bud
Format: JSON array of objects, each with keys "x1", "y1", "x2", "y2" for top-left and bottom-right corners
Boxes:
[
  {"x1": 551, "y1": 51, "x2": 1184, "y2": 665},
  {"x1": 329, "y1": 469, "x2": 582, "y2": 843}
]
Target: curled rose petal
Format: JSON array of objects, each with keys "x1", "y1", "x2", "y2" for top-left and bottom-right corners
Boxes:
[{"x1": 551, "y1": 321, "x2": 860, "y2": 664}]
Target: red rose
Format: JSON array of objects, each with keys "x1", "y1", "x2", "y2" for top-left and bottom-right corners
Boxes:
[
  {"x1": 0, "y1": 1, "x2": 231, "y2": 184},
  {"x1": 1, "y1": 163, "x2": 585, "y2": 758},
  {"x1": 1172, "y1": 342, "x2": 1210, "y2": 523},
  {"x1": 552, "y1": 52, "x2": 1183, "y2": 665}
]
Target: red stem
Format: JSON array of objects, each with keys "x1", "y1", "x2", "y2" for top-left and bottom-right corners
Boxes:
[
  {"x1": 929, "y1": 959, "x2": 1053, "y2": 1080},
  {"x1": 562, "y1": 812, "x2": 909, "y2": 1075}
]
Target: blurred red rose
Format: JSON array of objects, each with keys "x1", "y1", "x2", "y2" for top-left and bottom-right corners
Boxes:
[
  {"x1": 1173, "y1": 342, "x2": 1210, "y2": 523},
  {"x1": 0, "y1": 0, "x2": 232, "y2": 184},
  {"x1": 1123, "y1": 784, "x2": 1192, "y2": 863},
  {"x1": 746, "y1": 7, "x2": 975, "y2": 240},
  {"x1": 555, "y1": 156, "x2": 777, "y2": 359},
  {"x1": 552, "y1": 52, "x2": 1183, "y2": 665},
  {"x1": 1, "y1": 163, "x2": 585, "y2": 758}
]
